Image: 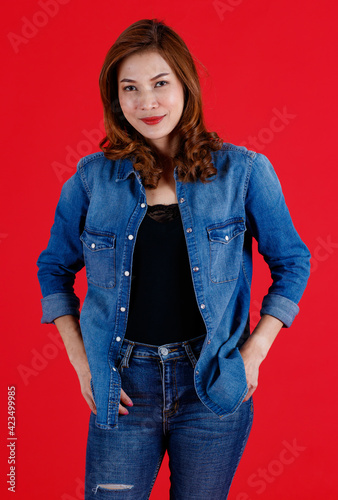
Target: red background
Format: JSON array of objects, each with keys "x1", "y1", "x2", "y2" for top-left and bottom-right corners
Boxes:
[{"x1": 1, "y1": 1, "x2": 337, "y2": 498}]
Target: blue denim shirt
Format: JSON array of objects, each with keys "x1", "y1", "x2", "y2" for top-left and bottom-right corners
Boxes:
[{"x1": 36, "y1": 143, "x2": 311, "y2": 429}]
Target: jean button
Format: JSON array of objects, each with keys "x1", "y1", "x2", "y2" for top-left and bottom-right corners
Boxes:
[{"x1": 159, "y1": 347, "x2": 169, "y2": 356}]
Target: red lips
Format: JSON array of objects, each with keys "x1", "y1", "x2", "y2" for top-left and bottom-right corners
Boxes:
[{"x1": 140, "y1": 115, "x2": 165, "y2": 125}]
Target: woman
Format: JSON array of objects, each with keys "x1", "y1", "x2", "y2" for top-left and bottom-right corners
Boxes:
[{"x1": 36, "y1": 18, "x2": 311, "y2": 499}]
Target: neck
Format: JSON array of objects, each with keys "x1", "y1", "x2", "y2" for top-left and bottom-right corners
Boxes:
[
  {"x1": 155, "y1": 154, "x2": 176, "y2": 180},
  {"x1": 146, "y1": 130, "x2": 180, "y2": 161}
]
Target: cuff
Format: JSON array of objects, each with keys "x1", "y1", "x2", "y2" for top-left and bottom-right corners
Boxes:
[
  {"x1": 260, "y1": 293, "x2": 299, "y2": 328},
  {"x1": 40, "y1": 292, "x2": 80, "y2": 324}
]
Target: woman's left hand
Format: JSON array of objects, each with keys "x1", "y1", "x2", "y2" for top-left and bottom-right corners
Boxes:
[
  {"x1": 239, "y1": 339, "x2": 264, "y2": 402},
  {"x1": 239, "y1": 314, "x2": 284, "y2": 402}
]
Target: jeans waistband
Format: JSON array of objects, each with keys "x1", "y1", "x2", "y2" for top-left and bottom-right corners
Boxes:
[{"x1": 119, "y1": 333, "x2": 207, "y2": 370}]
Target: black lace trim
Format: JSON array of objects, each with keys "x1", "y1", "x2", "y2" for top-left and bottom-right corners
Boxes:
[{"x1": 147, "y1": 203, "x2": 180, "y2": 223}]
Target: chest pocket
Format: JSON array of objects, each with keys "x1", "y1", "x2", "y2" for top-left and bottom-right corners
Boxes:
[
  {"x1": 80, "y1": 228, "x2": 116, "y2": 288},
  {"x1": 207, "y1": 217, "x2": 246, "y2": 283}
]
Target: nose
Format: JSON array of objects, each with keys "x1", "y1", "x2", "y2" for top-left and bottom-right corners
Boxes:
[{"x1": 138, "y1": 90, "x2": 159, "y2": 110}]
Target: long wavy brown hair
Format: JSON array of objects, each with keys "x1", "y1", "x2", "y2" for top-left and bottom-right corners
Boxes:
[{"x1": 99, "y1": 18, "x2": 223, "y2": 188}]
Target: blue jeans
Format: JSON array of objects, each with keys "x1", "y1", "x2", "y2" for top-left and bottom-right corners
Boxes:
[{"x1": 85, "y1": 334, "x2": 254, "y2": 499}]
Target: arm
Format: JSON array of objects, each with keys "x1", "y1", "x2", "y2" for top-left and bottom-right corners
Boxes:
[
  {"x1": 245, "y1": 153, "x2": 311, "y2": 326},
  {"x1": 36, "y1": 167, "x2": 89, "y2": 324},
  {"x1": 37, "y1": 165, "x2": 133, "y2": 414},
  {"x1": 54, "y1": 314, "x2": 97, "y2": 414},
  {"x1": 240, "y1": 153, "x2": 311, "y2": 400}
]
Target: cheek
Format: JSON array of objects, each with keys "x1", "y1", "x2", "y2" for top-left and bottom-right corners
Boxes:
[
  {"x1": 119, "y1": 95, "x2": 135, "y2": 115},
  {"x1": 166, "y1": 88, "x2": 184, "y2": 112}
]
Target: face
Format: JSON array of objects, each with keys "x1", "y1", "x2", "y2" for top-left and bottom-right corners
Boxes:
[{"x1": 117, "y1": 50, "x2": 185, "y2": 155}]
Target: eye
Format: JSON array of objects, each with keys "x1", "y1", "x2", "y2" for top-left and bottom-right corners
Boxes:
[
  {"x1": 122, "y1": 85, "x2": 137, "y2": 92},
  {"x1": 155, "y1": 80, "x2": 168, "y2": 87}
]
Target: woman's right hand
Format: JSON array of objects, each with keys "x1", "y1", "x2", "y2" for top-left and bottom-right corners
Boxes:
[
  {"x1": 119, "y1": 387, "x2": 133, "y2": 415},
  {"x1": 74, "y1": 363, "x2": 97, "y2": 414},
  {"x1": 53, "y1": 315, "x2": 134, "y2": 416},
  {"x1": 76, "y1": 368, "x2": 133, "y2": 416}
]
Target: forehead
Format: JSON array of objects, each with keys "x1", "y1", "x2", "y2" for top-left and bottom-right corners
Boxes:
[{"x1": 117, "y1": 50, "x2": 172, "y2": 79}]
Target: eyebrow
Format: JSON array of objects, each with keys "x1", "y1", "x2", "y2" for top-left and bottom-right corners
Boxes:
[{"x1": 120, "y1": 72, "x2": 170, "y2": 83}]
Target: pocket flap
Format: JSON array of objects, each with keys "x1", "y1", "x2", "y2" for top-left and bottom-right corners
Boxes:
[
  {"x1": 80, "y1": 228, "x2": 116, "y2": 251},
  {"x1": 207, "y1": 218, "x2": 246, "y2": 244}
]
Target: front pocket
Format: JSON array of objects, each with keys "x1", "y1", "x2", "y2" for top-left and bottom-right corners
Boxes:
[
  {"x1": 80, "y1": 228, "x2": 116, "y2": 288},
  {"x1": 207, "y1": 217, "x2": 246, "y2": 283}
]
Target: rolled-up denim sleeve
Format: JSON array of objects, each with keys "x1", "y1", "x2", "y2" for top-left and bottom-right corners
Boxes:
[
  {"x1": 245, "y1": 153, "x2": 311, "y2": 327},
  {"x1": 36, "y1": 161, "x2": 90, "y2": 324}
]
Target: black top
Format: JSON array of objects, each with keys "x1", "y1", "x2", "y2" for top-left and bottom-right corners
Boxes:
[{"x1": 124, "y1": 203, "x2": 207, "y2": 345}]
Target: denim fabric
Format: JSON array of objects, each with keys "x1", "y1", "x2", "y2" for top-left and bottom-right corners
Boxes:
[
  {"x1": 85, "y1": 334, "x2": 254, "y2": 500},
  {"x1": 36, "y1": 142, "x2": 311, "y2": 429}
]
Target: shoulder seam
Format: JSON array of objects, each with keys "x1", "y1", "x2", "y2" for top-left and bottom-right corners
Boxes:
[
  {"x1": 216, "y1": 142, "x2": 257, "y2": 159},
  {"x1": 243, "y1": 151, "x2": 255, "y2": 203},
  {"x1": 77, "y1": 157, "x2": 92, "y2": 199},
  {"x1": 79, "y1": 151, "x2": 106, "y2": 167}
]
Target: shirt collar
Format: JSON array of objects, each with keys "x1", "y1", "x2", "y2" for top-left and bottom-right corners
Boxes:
[
  {"x1": 116, "y1": 157, "x2": 137, "y2": 182},
  {"x1": 116, "y1": 156, "x2": 179, "y2": 182}
]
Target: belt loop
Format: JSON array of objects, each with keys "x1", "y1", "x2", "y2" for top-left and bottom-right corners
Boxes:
[
  {"x1": 183, "y1": 341, "x2": 198, "y2": 369},
  {"x1": 121, "y1": 342, "x2": 134, "y2": 369}
]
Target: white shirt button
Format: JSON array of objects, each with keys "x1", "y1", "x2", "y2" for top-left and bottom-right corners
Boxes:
[
  {"x1": 124, "y1": 271, "x2": 130, "y2": 276},
  {"x1": 186, "y1": 227, "x2": 192, "y2": 233},
  {"x1": 225, "y1": 235, "x2": 229, "y2": 241},
  {"x1": 200, "y1": 303, "x2": 206, "y2": 309},
  {"x1": 159, "y1": 347, "x2": 169, "y2": 356},
  {"x1": 141, "y1": 203, "x2": 146, "y2": 208},
  {"x1": 128, "y1": 234, "x2": 134, "y2": 240},
  {"x1": 91, "y1": 243, "x2": 96, "y2": 249},
  {"x1": 120, "y1": 307, "x2": 126, "y2": 312},
  {"x1": 112, "y1": 367, "x2": 116, "y2": 371},
  {"x1": 116, "y1": 336, "x2": 121, "y2": 342}
]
